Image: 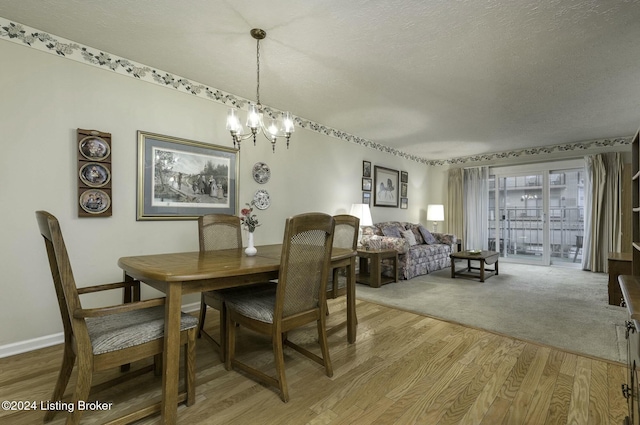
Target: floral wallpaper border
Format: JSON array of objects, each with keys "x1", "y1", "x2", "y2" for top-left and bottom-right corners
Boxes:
[{"x1": 0, "y1": 17, "x2": 632, "y2": 166}]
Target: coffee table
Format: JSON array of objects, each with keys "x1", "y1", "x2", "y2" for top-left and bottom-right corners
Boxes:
[{"x1": 450, "y1": 250, "x2": 499, "y2": 282}]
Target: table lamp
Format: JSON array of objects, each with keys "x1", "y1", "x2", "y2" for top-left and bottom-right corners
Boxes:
[
  {"x1": 427, "y1": 204, "x2": 444, "y2": 233},
  {"x1": 350, "y1": 203, "x2": 373, "y2": 246}
]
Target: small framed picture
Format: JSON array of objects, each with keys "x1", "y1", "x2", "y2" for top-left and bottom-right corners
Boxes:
[
  {"x1": 362, "y1": 177, "x2": 372, "y2": 191},
  {"x1": 363, "y1": 161, "x2": 372, "y2": 177},
  {"x1": 401, "y1": 171, "x2": 408, "y2": 183},
  {"x1": 363, "y1": 192, "x2": 371, "y2": 206},
  {"x1": 401, "y1": 182, "x2": 407, "y2": 198},
  {"x1": 400, "y1": 198, "x2": 408, "y2": 209}
]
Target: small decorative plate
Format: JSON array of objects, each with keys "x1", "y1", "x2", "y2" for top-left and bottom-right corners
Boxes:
[
  {"x1": 468, "y1": 249, "x2": 482, "y2": 254},
  {"x1": 79, "y1": 162, "x2": 110, "y2": 187},
  {"x1": 252, "y1": 162, "x2": 271, "y2": 184},
  {"x1": 253, "y1": 189, "x2": 271, "y2": 210},
  {"x1": 79, "y1": 136, "x2": 110, "y2": 161},
  {"x1": 79, "y1": 189, "x2": 111, "y2": 214}
]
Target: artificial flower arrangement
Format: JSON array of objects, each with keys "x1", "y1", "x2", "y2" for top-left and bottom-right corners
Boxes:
[{"x1": 240, "y1": 201, "x2": 260, "y2": 232}]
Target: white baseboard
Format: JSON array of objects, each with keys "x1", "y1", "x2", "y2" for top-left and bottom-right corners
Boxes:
[
  {"x1": 0, "y1": 301, "x2": 202, "y2": 359},
  {"x1": 0, "y1": 332, "x2": 64, "y2": 359}
]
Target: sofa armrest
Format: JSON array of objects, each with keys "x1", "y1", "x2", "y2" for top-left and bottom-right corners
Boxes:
[
  {"x1": 433, "y1": 233, "x2": 457, "y2": 246},
  {"x1": 360, "y1": 235, "x2": 410, "y2": 254}
]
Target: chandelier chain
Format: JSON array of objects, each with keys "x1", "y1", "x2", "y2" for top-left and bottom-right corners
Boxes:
[{"x1": 256, "y1": 38, "x2": 261, "y2": 106}]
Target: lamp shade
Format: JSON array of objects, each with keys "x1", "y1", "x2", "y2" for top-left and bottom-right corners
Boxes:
[
  {"x1": 350, "y1": 203, "x2": 373, "y2": 226},
  {"x1": 427, "y1": 204, "x2": 445, "y2": 222}
]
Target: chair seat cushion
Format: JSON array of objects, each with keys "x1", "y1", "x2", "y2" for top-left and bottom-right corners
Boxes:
[
  {"x1": 86, "y1": 306, "x2": 198, "y2": 355},
  {"x1": 222, "y1": 283, "x2": 278, "y2": 324}
]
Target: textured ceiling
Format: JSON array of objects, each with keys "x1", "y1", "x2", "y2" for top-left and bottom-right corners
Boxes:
[{"x1": 1, "y1": 0, "x2": 639, "y2": 160}]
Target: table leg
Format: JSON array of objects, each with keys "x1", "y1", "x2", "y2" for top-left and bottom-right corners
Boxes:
[
  {"x1": 371, "y1": 255, "x2": 381, "y2": 288},
  {"x1": 495, "y1": 260, "x2": 499, "y2": 276},
  {"x1": 161, "y1": 282, "x2": 182, "y2": 424},
  {"x1": 480, "y1": 261, "x2": 485, "y2": 282},
  {"x1": 346, "y1": 257, "x2": 357, "y2": 343},
  {"x1": 451, "y1": 256, "x2": 456, "y2": 278}
]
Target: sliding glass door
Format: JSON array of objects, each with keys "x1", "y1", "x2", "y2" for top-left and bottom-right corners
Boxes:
[{"x1": 488, "y1": 161, "x2": 584, "y2": 266}]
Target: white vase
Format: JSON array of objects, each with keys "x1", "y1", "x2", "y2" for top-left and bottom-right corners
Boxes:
[{"x1": 245, "y1": 232, "x2": 257, "y2": 256}]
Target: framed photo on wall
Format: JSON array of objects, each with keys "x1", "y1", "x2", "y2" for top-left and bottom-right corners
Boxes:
[
  {"x1": 363, "y1": 191, "x2": 371, "y2": 206},
  {"x1": 401, "y1": 171, "x2": 408, "y2": 183},
  {"x1": 363, "y1": 160, "x2": 371, "y2": 177},
  {"x1": 401, "y1": 198, "x2": 408, "y2": 209},
  {"x1": 137, "y1": 131, "x2": 238, "y2": 220},
  {"x1": 373, "y1": 165, "x2": 399, "y2": 207},
  {"x1": 362, "y1": 177, "x2": 372, "y2": 191},
  {"x1": 401, "y1": 182, "x2": 408, "y2": 198}
]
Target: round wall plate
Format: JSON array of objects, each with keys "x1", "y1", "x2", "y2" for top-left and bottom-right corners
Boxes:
[
  {"x1": 79, "y1": 189, "x2": 110, "y2": 214},
  {"x1": 253, "y1": 189, "x2": 270, "y2": 210},
  {"x1": 79, "y1": 162, "x2": 111, "y2": 187},
  {"x1": 79, "y1": 136, "x2": 110, "y2": 161},
  {"x1": 252, "y1": 162, "x2": 271, "y2": 184}
]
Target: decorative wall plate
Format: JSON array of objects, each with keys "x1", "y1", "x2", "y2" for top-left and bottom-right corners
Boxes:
[
  {"x1": 79, "y1": 136, "x2": 110, "y2": 161},
  {"x1": 79, "y1": 162, "x2": 111, "y2": 187},
  {"x1": 253, "y1": 189, "x2": 271, "y2": 210},
  {"x1": 79, "y1": 189, "x2": 111, "y2": 214},
  {"x1": 252, "y1": 162, "x2": 271, "y2": 184}
]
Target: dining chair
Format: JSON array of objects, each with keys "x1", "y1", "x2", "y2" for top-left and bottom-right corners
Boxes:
[
  {"x1": 224, "y1": 212, "x2": 335, "y2": 402},
  {"x1": 327, "y1": 214, "x2": 359, "y2": 300},
  {"x1": 36, "y1": 211, "x2": 197, "y2": 425},
  {"x1": 197, "y1": 214, "x2": 242, "y2": 361}
]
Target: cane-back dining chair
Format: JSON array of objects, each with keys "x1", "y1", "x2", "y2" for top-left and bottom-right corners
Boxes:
[
  {"x1": 197, "y1": 214, "x2": 242, "y2": 361},
  {"x1": 36, "y1": 211, "x2": 197, "y2": 425},
  {"x1": 224, "y1": 213, "x2": 335, "y2": 402},
  {"x1": 327, "y1": 214, "x2": 359, "y2": 300}
]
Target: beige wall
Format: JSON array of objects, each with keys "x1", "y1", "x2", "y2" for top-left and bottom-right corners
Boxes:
[{"x1": 0, "y1": 39, "x2": 432, "y2": 353}]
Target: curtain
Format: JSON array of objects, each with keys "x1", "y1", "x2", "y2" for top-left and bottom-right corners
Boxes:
[
  {"x1": 464, "y1": 166, "x2": 489, "y2": 250},
  {"x1": 583, "y1": 153, "x2": 623, "y2": 272},
  {"x1": 447, "y1": 168, "x2": 464, "y2": 245}
]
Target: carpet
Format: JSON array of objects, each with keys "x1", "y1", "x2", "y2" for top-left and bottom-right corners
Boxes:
[{"x1": 355, "y1": 262, "x2": 629, "y2": 364}]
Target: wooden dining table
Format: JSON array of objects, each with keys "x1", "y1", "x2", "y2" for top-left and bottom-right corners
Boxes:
[{"x1": 117, "y1": 244, "x2": 357, "y2": 424}]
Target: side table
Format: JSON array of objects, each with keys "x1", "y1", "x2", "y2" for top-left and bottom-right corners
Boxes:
[{"x1": 356, "y1": 248, "x2": 398, "y2": 288}]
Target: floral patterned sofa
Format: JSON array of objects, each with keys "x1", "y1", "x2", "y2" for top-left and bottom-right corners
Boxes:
[{"x1": 359, "y1": 221, "x2": 457, "y2": 280}]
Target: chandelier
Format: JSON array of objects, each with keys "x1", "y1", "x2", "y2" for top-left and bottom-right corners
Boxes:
[{"x1": 226, "y1": 28, "x2": 295, "y2": 152}]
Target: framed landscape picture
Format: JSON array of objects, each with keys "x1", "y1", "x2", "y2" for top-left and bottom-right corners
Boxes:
[
  {"x1": 137, "y1": 131, "x2": 238, "y2": 220},
  {"x1": 373, "y1": 165, "x2": 399, "y2": 207}
]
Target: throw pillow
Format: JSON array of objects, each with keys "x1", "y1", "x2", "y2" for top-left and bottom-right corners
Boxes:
[
  {"x1": 418, "y1": 225, "x2": 437, "y2": 244},
  {"x1": 381, "y1": 225, "x2": 403, "y2": 238},
  {"x1": 401, "y1": 229, "x2": 417, "y2": 246},
  {"x1": 368, "y1": 236, "x2": 382, "y2": 250},
  {"x1": 407, "y1": 224, "x2": 425, "y2": 244}
]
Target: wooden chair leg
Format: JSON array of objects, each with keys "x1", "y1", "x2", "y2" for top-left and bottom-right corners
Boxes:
[
  {"x1": 44, "y1": 342, "x2": 75, "y2": 422},
  {"x1": 219, "y1": 305, "x2": 227, "y2": 363},
  {"x1": 185, "y1": 328, "x2": 196, "y2": 406},
  {"x1": 69, "y1": 357, "x2": 93, "y2": 425},
  {"x1": 317, "y1": 317, "x2": 333, "y2": 378},
  {"x1": 153, "y1": 353, "x2": 162, "y2": 376},
  {"x1": 225, "y1": 314, "x2": 235, "y2": 371},
  {"x1": 273, "y1": 333, "x2": 289, "y2": 402},
  {"x1": 197, "y1": 294, "x2": 207, "y2": 338}
]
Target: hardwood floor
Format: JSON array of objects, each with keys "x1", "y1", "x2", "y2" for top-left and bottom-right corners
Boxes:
[{"x1": 0, "y1": 299, "x2": 629, "y2": 424}]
